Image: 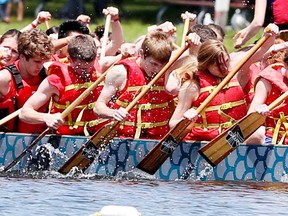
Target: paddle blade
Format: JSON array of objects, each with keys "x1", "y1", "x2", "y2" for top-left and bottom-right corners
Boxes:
[
  {"x1": 137, "y1": 119, "x2": 192, "y2": 174},
  {"x1": 58, "y1": 121, "x2": 118, "y2": 174},
  {"x1": 199, "y1": 112, "x2": 266, "y2": 167}
]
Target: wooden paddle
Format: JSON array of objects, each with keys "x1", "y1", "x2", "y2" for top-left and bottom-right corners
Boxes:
[
  {"x1": 199, "y1": 90, "x2": 288, "y2": 167},
  {"x1": 100, "y1": 14, "x2": 111, "y2": 60},
  {"x1": 2, "y1": 61, "x2": 117, "y2": 173},
  {"x1": 181, "y1": 19, "x2": 190, "y2": 47},
  {"x1": 0, "y1": 108, "x2": 22, "y2": 127},
  {"x1": 45, "y1": 20, "x2": 50, "y2": 29},
  {"x1": 136, "y1": 34, "x2": 271, "y2": 175},
  {"x1": 58, "y1": 44, "x2": 190, "y2": 174}
]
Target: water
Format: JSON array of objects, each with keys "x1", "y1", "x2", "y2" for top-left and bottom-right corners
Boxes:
[{"x1": 1, "y1": 172, "x2": 288, "y2": 216}]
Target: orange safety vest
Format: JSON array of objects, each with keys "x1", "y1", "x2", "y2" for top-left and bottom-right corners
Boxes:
[
  {"x1": 258, "y1": 63, "x2": 288, "y2": 144},
  {"x1": 185, "y1": 70, "x2": 248, "y2": 141},
  {"x1": 48, "y1": 61, "x2": 108, "y2": 136},
  {"x1": 113, "y1": 57, "x2": 172, "y2": 139}
]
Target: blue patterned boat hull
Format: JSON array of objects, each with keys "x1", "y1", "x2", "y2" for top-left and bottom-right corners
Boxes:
[{"x1": 0, "y1": 132, "x2": 288, "y2": 182}]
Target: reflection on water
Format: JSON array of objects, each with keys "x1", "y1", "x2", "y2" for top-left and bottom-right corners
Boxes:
[{"x1": 1, "y1": 170, "x2": 288, "y2": 216}]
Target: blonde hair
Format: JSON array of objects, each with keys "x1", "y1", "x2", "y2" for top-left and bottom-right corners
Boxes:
[
  {"x1": 197, "y1": 39, "x2": 228, "y2": 71},
  {"x1": 174, "y1": 56, "x2": 198, "y2": 86},
  {"x1": 141, "y1": 31, "x2": 174, "y2": 63}
]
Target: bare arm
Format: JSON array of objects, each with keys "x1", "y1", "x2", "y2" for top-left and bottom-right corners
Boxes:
[
  {"x1": 93, "y1": 65, "x2": 129, "y2": 121},
  {"x1": 20, "y1": 11, "x2": 51, "y2": 32},
  {"x1": 0, "y1": 70, "x2": 12, "y2": 99},
  {"x1": 103, "y1": 7, "x2": 124, "y2": 56},
  {"x1": 262, "y1": 41, "x2": 288, "y2": 59},
  {"x1": 51, "y1": 37, "x2": 71, "y2": 52},
  {"x1": 244, "y1": 78, "x2": 271, "y2": 144},
  {"x1": 233, "y1": 0, "x2": 267, "y2": 48},
  {"x1": 105, "y1": 21, "x2": 125, "y2": 56},
  {"x1": 98, "y1": 54, "x2": 122, "y2": 73},
  {"x1": 247, "y1": 78, "x2": 271, "y2": 114},
  {"x1": 169, "y1": 80, "x2": 199, "y2": 128},
  {"x1": 19, "y1": 78, "x2": 64, "y2": 129},
  {"x1": 236, "y1": 23, "x2": 279, "y2": 89},
  {"x1": 165, "y1": 70, "x2": 181, "y2": 96}
]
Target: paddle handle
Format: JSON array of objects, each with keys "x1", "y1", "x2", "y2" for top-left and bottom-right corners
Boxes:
[
  {"x1": 268, "y1": 90, "x2": 288, "y2": 110},
  {"x1": 45, "y1": 20, "x2": 50, "y2": 29},
  {"x1": 196, "y1": 35, "x2": 270, "y2": 114},
  {"x1": 181, "y1": 19, "x2": 190, "y2": 47},
  {"x1": 100, "y1": 14, "x2": 111, "y2": 60},
  {"x1": 125, "y1": 44, "x2": 189, "y2": 112},
  {"x1": 0, "y1": 108, "x2": 22, "y2": 127}
]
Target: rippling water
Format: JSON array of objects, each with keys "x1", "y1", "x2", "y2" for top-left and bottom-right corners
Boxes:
[{"x1": 1, "y1": 171, "x2": 288, "y2": 216}]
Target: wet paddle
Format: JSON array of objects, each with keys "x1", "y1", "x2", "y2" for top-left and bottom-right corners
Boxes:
[
  {"x1": 58, "y1": 44, "x2": 190, "y2": 174},
  {"x1": 199, "y1": 90, "x2": 288, "y2": 167},
  {"x1": 137, "y1": 34, "x2": 271, "y2": 175},
  {"x1": 2, "y1": 61, "x2": 117, "y2": 172},
  {"x1": 0, "y1": 108, "x2": 22, "y2": 127}
]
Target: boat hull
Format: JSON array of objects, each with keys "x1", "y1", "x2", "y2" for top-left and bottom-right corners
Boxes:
[{"x1": 0, "y1": 132, "x2": 288, "y2": 182}]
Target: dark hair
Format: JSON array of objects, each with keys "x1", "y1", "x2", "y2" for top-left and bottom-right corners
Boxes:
[
  {"x1": 46, "y1": 26, "x2": 60, "y2": 36},
  {"x1": 68, "y1": 34, "x2": 97, "y2": 62},
  {"x1": 94, "y1": 25, "x2": 104, "y2": 39},
  {"x1": 188, "y1": 24, "x2": 217, "y2": 43},
  {"x1": 58, "y1": 20, "x2": 89, "y2": 39},
  {"x1": 207, "y1": 23, "x2": 225, "y2": 41},
  {"x1": 0, "y1": 29, "x2": 21, "y2": 44},
  {"x1": 94, "y1": 25, "x2": 112, "y2": 40}
]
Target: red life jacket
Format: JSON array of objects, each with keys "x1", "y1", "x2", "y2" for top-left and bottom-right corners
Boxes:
[
  {"x1": 113, "y1": 57, "x2": 172, "y2": 139},
  {"x1": 258, "y1": 63, "x2": 288, "y2": 144},
  {"x1": 48, "y1": 61, "x2": 108, "y2": 135},
  {"x1": 0, "y1": 63, "x2": 47, "y2": 133},
  {"x1": 185, "y1": 70, "x2": 248, "y2": 141},
  {"x1": 273, "y1": 0, "x2": 288, "y2": 25}
]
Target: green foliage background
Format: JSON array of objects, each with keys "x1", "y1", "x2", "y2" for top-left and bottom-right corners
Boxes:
[{"x1": 0, "y1": 0, "x2": 262, "y2": 53}]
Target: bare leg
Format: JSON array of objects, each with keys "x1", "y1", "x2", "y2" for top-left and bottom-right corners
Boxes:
[
  {"x1": 17, "y1": 0, "x2": 24, "y2": 22},
  {"x1": 4, "y1": 1, "x2": 12, "y2": 23},
  {"x1": 214, "y1": 0, "x2": 230, "y2": 30}
]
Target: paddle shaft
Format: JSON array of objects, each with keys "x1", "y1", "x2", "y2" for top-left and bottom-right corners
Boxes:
[
  {"x1": 0, "y1": 108, "x2": 22, "y2": 127},
  {"x1": 45, "y1": 20, "x2": 50, "y2": 29},
  {"x1": 100, "y1": 14, "x2": 111, "y2": 60},
  {"x1": 181, "y1": 19, "x2": 190, "y2": 47},
  {"x1": 2, "y1": 60, "x2": 117, "y2": 172},
  {"x1": 199, "y1": 90, "x2": 288, "y2": 167},
  {"x1": 58, "y1": 44, "x2": 189, "y2": 174},
  {"x1": 137, "y1": 34, "x2": 271, "y2": 175}
]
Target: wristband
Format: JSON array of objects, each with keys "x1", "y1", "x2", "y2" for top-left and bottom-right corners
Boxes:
[
  {"x1": 31, "y1": 22, "x2": 37, "y2": 28},
  {"x1": 112, "y1": 17, "x2": 119, "y2": 22}
]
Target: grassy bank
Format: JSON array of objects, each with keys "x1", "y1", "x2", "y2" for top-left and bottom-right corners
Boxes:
[{"x1": 0, "y1": 0, "x2": 262, "y2": 52}]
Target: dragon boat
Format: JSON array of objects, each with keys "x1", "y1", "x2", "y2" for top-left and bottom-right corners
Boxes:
[{"x1": 0, "y1": 132, "x2": 288, "y2": 182}]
